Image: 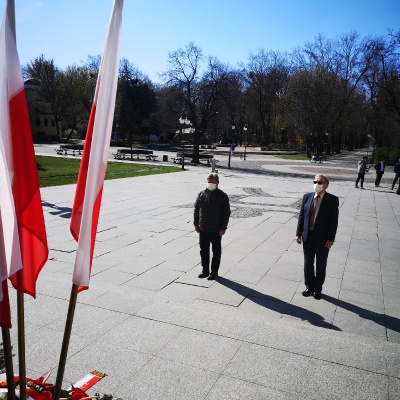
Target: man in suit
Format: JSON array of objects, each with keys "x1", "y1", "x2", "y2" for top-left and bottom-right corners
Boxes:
[
  {"x1": 391, "y1": 159, "x2": 400, "y2": 190},
  {"x1": 374, "y1": 158, "x2": 385, "y2": 187},
  {"x1": 296, "y1": 175, "x2": 339, "y2": 300}
]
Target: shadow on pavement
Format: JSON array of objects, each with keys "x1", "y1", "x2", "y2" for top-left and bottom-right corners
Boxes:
[
  {"x1": 217, "y1": 277, "x2": 341, "y2": 331},
  {"x1": 322, "y1": 294, "x2": 400, "y2": 334},
  {"x1": 42, "y1": 201, "x2": 72, "y2": 218}
]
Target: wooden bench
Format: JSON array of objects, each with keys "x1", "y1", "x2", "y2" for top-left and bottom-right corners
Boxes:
[
  {"x1": 113, "y1": 148, "x2": 158, "y2": 161},
  {"x1": 55, "y1": 144, "x2": 84, "y2": 156},
  {"x1": 172, "y1": 152, "x2": 216, "y2": 166}
]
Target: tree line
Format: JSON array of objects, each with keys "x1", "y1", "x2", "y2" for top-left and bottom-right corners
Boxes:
[{"x1": 23, "y1": 30, "x2": 400, "y2": 162}]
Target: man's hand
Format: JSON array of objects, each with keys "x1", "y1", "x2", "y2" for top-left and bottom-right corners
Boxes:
[
  {"x1": 295, "y1": 236, "x2": 302, "y2": 244},
  {"x1": 219, "y1": 230, "x2": 226, "y2": 236},
  {"x1": 325, "y1": 240, "x2": 334, "y2": 248},
  {"x1": 194, "y1": 225, "x2": 200, "y2": 233}
]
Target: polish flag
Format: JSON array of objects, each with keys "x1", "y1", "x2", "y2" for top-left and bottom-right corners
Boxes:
[
  {"x1": 0, "y1": 2, "x2": 48, "y2": 327},
  {"x1": 70, "y1": 0, "x2": 123, "y2": 290}
]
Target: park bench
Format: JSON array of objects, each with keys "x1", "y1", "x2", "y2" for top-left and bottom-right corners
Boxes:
[
  {"x1": 113, "y1": 148, "x2": 158, "y2": 161},
  {"x1": 55, "y1": 144, "x2": 84, "y2": 156},
  {"x1": 172, "y1": 152, "x2": 217, "y2": 166}
]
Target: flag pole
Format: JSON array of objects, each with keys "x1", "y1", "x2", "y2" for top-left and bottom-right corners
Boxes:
[
  {"x1": 17, "y1": 292, "x2": 26, "y2": 400},
  {"x1": 53, "y1": 283, "x2": 78, "y2": 400},
  {"x1": 7, "y1": 3, "x2": 27, "y2": 399},
  {"x1": 6, "y1": 0, "x2": 16, "y2": 40},
  {"x1": 1, "y1": 327, "x2": 16, "y2": 400}
]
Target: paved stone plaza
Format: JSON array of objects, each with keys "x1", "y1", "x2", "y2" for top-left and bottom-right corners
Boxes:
[{"x1": 8, "y1": 145, "x2": 400, "y2": 399}]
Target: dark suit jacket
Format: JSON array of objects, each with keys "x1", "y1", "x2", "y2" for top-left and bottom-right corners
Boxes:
[
  {"x1": 374, "y1": 162, "x2": 385, "y2": 174},
  {"x1": 296, "y1": 191, "x2": 339, "y2": 243}
]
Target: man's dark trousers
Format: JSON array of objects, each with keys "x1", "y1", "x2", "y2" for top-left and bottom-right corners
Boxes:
[
  {"x1": 199, "y1": 231, "x2": 221, "y2": 275},
  {"x1": 303, "y1": 230, "x2": 329, "y2": 292},
  {"x1": 356, "y1": 173, "x2": 365, "y2": 187},
  {"x1": 375, "y1": 171, "x2": 384, "y2": 186}
]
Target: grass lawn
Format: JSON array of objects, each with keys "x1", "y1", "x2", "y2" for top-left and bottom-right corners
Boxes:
[
  {"x1": 274, "y1": 154, "x2": 310, "y2": 161},
  {"x1": 36, "y1": 155, "x2": 182, "y2": 187}
]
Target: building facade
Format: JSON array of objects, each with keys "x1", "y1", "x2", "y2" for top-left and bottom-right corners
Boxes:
[{"x1": 24, "y1": 78, "x2": 59, "y2": 141}]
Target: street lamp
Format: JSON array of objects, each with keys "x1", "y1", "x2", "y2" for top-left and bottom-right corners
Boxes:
[
  {"x1": 228, "y1": 125, "x2": 235, "y2": 168},
  {"x1": 324, "y1": 132, "x2": 329, "y2": 159},
  {"x1": 366, "y1": 134, "x2": 375, "y2": 163},
  {"x1": 179, "y1": 116, "x2": 190, "y2": 170},
  {"x1": 243, "y1": 126, "x2": 248, "y2": 160}
]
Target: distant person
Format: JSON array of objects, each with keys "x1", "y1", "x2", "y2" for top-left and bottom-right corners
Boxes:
[
  {"x1": 374, "y1": 158, "x2": 385, "y2": 187},
  {"x1": 194, "y1": 173, "x2": 231, "y2": 280},
  {"x1": 355, "y1": 156, "x2": 369, "y2": 189},
  {"x1": 296, "y1": 175, "x2": 339, "y2": 300},
  {"x1": 391, "y1": 159, "x2": 400, "y2": 190}
]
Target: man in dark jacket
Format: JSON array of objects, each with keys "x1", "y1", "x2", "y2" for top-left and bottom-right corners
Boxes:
[
  {"x1": 374, "y1": 158, "x2": 385, "y2": 187},
  {"x1": 391, "y1": 159, "x2": 400, "y2": 190},
  {"x1": 194, "y1": 173, "x2": 230, "y2": 280},
  {"x1": 355, "y1": 156, "x2": 368, "y2": 189},
  {"x1": 296, "y1": 175, "x2": 339, "y2": 300}
]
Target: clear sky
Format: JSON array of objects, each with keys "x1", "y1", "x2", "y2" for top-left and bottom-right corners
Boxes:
[{"x1": 1, "y1": 0, "x2": 399, "y2": 83}]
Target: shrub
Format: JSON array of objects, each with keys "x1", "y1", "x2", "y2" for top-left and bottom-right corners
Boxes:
[{"x1": 372, "y1": 147, "x2": 400, "y2": 165}]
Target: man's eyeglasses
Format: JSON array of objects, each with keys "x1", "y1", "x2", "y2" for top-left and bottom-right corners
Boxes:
[{"x1": 313, "y1": 181, "x2": 326, "y2": 185}]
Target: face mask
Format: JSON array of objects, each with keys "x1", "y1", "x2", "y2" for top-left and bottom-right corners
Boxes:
[
  {"x1": 313, "y1": 183, "x2": 324, "y2": 193},
  {"x1": 207, "y1": 182, "x2": 217, "y2": 191}
]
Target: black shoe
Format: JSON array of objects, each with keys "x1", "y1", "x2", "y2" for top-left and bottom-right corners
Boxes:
[
  {"x1": 313, "y1": 291, "x2": 322, "y2": 300},
  {"x1": 355, "y1": 185, "x2": 358, "y2": 188},
  {"x1": 198, "y1": 272, "x2": 209, "y2": 278},
  {"x1": 302, "y1": 288, "x2": 314, "y2": 297},
  {"x1": 207, "y1": 274, "x2": 218, "y2": 280}
]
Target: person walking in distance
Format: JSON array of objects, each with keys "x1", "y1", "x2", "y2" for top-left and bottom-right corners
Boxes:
[
  {"x1": 296, "y1": 175, "x2": 339, "y2": 300},
  {"x1": 374, "y1": 158, "x2": 385, "y2": 187},
  {"x1": 391, "y1": 159, "x2": 400, "y2": 190},
  {"x1": 194, "y1": 173, "x2": 231, "y2": 280},
  {"x1": 355, "y1": 156, "x2": 369, "y2": 189}
]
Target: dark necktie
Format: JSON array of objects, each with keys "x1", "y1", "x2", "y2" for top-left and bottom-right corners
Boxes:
[{"x1": 308, "y1": 196, "x2": 319, "y2": 229}]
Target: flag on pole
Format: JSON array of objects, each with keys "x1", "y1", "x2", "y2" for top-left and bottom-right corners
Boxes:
[
  {"x1": 70, "y1": 0, "x2": 123, "y2": 290},
  {"x1": 0, "y1": 2, "x2": 48, "y2": 327}
]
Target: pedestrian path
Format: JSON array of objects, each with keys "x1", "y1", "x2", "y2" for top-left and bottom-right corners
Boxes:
[{"x1": 7, "y1": 146, "x2": 400, "y2": 399}]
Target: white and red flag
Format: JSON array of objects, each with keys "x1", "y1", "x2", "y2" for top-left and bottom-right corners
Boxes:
[
  {"x1": 0, "y1": 2, "x2": 48, "y2": 328},
  {"x1": 70, "y1": 0, "x2": 123, "y2": 290}
]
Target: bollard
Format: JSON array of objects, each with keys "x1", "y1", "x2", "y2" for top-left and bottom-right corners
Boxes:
[{"x1": 211, "y1": 158, "x2": 216, "y2": 172}]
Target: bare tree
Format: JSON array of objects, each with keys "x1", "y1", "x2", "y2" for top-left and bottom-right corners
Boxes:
[
  {"x1": 61, "y1": 65, "x2": 97, "y2": 140},
  {"x1": 241, "y1": 49, "x2": 290, "y2": 145},
  {"x1": 163, "y1": 42, "x2": 231, "y2": 161}
]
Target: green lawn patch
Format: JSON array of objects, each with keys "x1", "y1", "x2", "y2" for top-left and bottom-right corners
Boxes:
[
  {"x1": 273, "y1": 154, "x2": 309, "y2": 160},
  {"x1": 36, "y1": 155, "x2": 182, "y2": 187}
]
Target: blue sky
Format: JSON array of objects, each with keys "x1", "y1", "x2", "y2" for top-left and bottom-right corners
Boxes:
[{"x1": 1, "y1": 0, "x2": 399, "y2": 83}]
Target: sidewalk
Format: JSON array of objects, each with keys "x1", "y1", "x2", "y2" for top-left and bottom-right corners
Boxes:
[{"x1": 8, "y1": 149, "x2": 400, "y2": 399}]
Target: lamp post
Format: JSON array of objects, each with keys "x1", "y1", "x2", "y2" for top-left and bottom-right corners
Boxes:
[
  {"x1": 324, "y1": 132, "x2": 329, "y2": 159},
  {"x1": 243, "y1": 126, "x2": 248, "y2": 160},
  {"x1": 228, "y1": 125, "x2": 235, "y2": 168},
  {"x1": 366, "y1": 134, "x2": 375, "y2": 163},
  {"x1": 179, "y1": 116, "x2": 190, "y2": 170}
]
